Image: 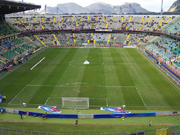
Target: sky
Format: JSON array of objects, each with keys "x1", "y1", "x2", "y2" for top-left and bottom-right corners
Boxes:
[{"x1": 14, "y1": 0, "x2": 177, "y2": 12}]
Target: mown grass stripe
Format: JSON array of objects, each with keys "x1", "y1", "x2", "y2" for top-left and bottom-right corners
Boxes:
[
  {"x1": 28, "y1": 48, "x2": 78, "y2": 104},
  {"x1": 48, "y1": 48, "x2": 90, "y2": 99},
  {"x1": 110, "y1": 48, "x2": 134, "y2": 86},
  {"x1": 130, "y1": 49, "x2": 180, "y2": 106}
]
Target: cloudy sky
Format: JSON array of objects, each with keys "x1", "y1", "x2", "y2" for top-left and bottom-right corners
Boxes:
[{"x1": 14, "y1": 0, "x2": 176, "y2": 12}]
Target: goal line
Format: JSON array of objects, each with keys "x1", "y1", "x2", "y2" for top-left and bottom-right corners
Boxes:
[{"x1": 44, "y1": 97, "x2": 108, "y2": 108}]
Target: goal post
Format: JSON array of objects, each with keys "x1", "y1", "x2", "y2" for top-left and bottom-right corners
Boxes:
[
  {"x1": 45, "y1": 97, "x2": 108, "y2": 108},
  {"x1": 62, "y1": 97, "x2": 89, "y2": 109}
]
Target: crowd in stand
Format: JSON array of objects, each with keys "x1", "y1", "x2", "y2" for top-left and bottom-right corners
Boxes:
[
  {"x1": 0, "y1": 15, "x2": 179, "y2": 76},
  {"x1": 6, "y1": 15, "x2": 176, "y2": 32}
]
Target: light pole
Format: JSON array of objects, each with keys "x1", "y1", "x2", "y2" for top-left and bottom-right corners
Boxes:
[
  {"x1": 120, "y1": 7, "x2": 122, "y2": 14},
  {"x1": 45, "y1": 4, "x2": 47, "y2": 15},
  {"x1": 57, "y1": 7, "x2": 59, "y2": 15},
  {"x1": 129, "y1": 4, "x2": 131, "y2": 14},
  {"x1": 161, "y1": 0, "x2": 163, "y2": 15}
]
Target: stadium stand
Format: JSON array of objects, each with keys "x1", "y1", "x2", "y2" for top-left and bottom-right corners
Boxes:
[
  {"x1": 5, "y1": 15, "x2": 178, "y2": 32},
  {"x1": 0, "y1": 1, "x2": 180, "y2": 135},
  {"x1": 0, "y1": 3, "x2": 180, "y2": 81},
  {"x1": 0, "y1": 20, "x2": 15, "y2": 36},
  {"x1": 173, "y1": 59, "x2": 180, "y2": 69}
]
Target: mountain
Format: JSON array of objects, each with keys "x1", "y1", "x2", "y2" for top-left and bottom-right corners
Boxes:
[
  {"x1": 40, "y1": 2, "x2": 149, "y2": 14},
  {"x1": 86, "y1": 2, "x2": 149, "y2": 13},
  {"x1": 41, "y1": 3, "x2": 90, "y2": 14},
  {"x1": 85, "y1": 2, "x2": 113, "y2": 13},
  {"x1": 168, "y1": 0, "x2": 180, "y2": 12}
]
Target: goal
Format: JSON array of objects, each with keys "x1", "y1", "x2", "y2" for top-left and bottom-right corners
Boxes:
[{"x1": 62, "y1": 97, "x2": 89, "y2": 109}]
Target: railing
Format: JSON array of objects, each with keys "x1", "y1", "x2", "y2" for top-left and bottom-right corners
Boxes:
[{"x1": 0, "y1": 125, "x2": 179, "y2": 135}]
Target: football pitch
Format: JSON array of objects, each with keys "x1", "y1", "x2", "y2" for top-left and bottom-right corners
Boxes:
[{"x1": 1, "y1": 48, "x2": 180, "y2": 110}]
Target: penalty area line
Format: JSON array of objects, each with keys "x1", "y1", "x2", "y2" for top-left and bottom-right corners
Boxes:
[
  {"x1": 30, "y1": 57, "x2": 45, "y2": 71},
  {"x1": 8, "y1": 85, "x2": 27, "y2": 104},
  {"x1": 135, "y1": 86, "x2": 147, "y2": 107},
  {"x1": 44, "y1": 97, "x2": 50, "y2": 105}
]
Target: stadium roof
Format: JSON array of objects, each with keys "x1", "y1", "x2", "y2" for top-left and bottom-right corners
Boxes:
[{"x1": 0, "y1": 0, "x2": 41, "y2": 14}]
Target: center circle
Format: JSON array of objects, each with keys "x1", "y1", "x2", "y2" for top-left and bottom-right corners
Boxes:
[{"x1": 69, "y1": 59, "x2": 104, "y2": 68}]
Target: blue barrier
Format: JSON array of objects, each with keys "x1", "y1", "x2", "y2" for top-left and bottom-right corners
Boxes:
[
  {"x1": 145, "y1": 50, "x2": 180, "y2": 82},
  {"x1": 0, "y1": 108, "x2": 5, "y2": 113},
  {"x1": 94, "y1": 113, "x2": 156, "y2": 119},
  {"x1": 19, "y1": 111, "x2": 78, "y2": 119},
  {"x1": 47, "y1": 114, "x2": 78, "y2": 119},
  {"x1": 0, "y1": 95, "x2": 2, "y2": 104},
  {"x1": 13, "y1": 110, "x2": 180, "y2": 119},
  {"x1": 18, "y1": 111, "x2": 156, "y2": 119},
  {"x1": 125, "y1": 113, "x2": 156, "y2": 117},
  {"x1": 161, "y1": 63, "x2": 180, "y2": 80},
  {"x1": 94, "y1": 114, "x2": 123, "y2": 119},
  {"x1": 145, "y1": 51, "x2": 158, "y2": 62}
]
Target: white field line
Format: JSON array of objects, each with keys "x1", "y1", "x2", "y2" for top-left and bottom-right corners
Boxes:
[
  {"x1": 27, "y1": 84, "x2": 137, "y2": 88},
  {"x1": 28, "y1": 62, "x2": 137, "y2": 64},
  {"x1": 44, "y1": 97, "x2": 108, "y2": 106},
  {"x1": 27, "y1": 85, "x2": 60, "y2": 87},
  {"x1": 44, "y1": 97, "x2": 50, "y2": 105},
  {"x1": 105, "y1": 63, "x2": 137, "y2": 64},
  {"x1": 115, "y1": 48, "x2": 119, "y2": 53},
  {"x1": 8, "y1": 85, "x2": 27, "y2": 104},
  {"x1": 105, "y1": 86, "x2": 136, "y2": 87},
  {"x1": 137, "y1": 49, "x2": 180, "y2": 94},
  {"x1": 8, "y1": 103, "x2": 44, "y2": 106},
  {"x1": 6, "y1": 103, "x2": 180, "y2": 108},
  {"x1": 44, "y1": 97, "x2": 62, "y2": 105},
  {"x1": 30, "y1": 57, "x2": 45, "y2": 70},
  {"x1": 106, "y1": 98, "x2": 108, "y2": 107},
  {"x1": 9, "y1": 84, "x2": 145, "y2": 107},
  {"x1": 135, "y1": 86, "x2": 146, "y2": 107}
]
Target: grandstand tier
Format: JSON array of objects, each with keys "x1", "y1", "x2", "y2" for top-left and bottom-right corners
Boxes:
[{"x1": 0, "y1": 14, "x2": 179, "y2": 81}]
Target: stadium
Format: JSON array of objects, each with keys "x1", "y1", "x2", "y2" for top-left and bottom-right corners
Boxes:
[{"x1": 0, "y1": 0, "x2": 180, "y2": 134}]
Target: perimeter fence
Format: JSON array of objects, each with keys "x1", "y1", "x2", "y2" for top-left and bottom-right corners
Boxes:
[{"x1": 0, "y1": 125, "x2": 180, "y2": 135}]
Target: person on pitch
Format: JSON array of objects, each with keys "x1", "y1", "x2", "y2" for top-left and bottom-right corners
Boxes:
[
  {"x1": 149, "y1": 120, "x2": 152, "y2": 127},
  {"x1": 75, "y1": 119, "x2": 78, "y2": 127}
]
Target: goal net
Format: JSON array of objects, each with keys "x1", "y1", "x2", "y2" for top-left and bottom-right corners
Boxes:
[{"x1": 62, "y1": 97, "x2": 89, "y2": 109}]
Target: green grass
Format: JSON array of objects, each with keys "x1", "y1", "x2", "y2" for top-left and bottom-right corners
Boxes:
[
  {"x1": 0, "y1": 113, "x2": 180, "y2": 134},
  {"x1": 1, "y1": 48, "x2": 179, "y2": 109},
  {"x1": 0, "y1": 113, "x2": 180, "y2": 133},
  {"x1": 0, "y1": 48, "x2": 180, "y2": 133}
]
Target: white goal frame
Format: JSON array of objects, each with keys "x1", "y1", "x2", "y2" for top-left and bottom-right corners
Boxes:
[{"x1": 62, "y1": 97, "x2": 89, "y2": 109}]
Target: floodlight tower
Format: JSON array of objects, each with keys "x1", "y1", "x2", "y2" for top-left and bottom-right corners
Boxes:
[
  {"x1": 161, "y1": 0, "x2": 163, "y2": 15},
  {"x1": 129, "y1": 4, "x2": 131, "y2": 13},
  {"x1": 22, "y1": 0, "x2": 24, "y2": 14},
  {"x1": 57, "y1": 7, "x2": 59, "y2": 15},
  {"x1": 120, "y1": 7, "x2": 122, "y2": 14},
  {"x1": 45, "y1": 4, "x2": 47, "y2": 15}
]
